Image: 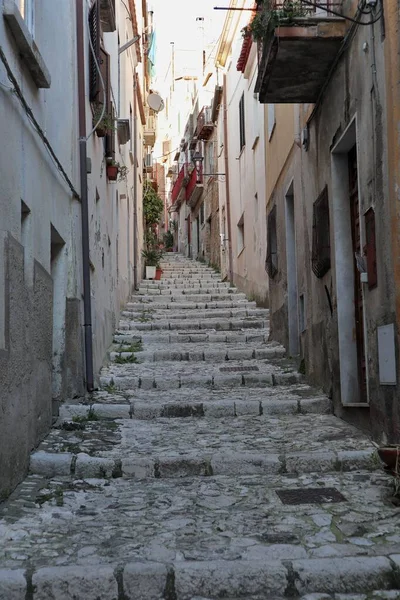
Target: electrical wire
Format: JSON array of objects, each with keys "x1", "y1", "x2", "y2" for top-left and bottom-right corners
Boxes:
[{"x1": 0, "y1": 44, "x2": 80, "y2": 199}]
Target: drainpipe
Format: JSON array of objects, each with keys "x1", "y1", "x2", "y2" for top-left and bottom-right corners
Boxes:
[
  {"x1": 133, "y1": 72, "x2": 139, "y2": 290},
  {"x1": 76, "y1": 0, "x2": 94, "y2": 392},
  {"x1": 223, "y1": 73, "x2": 234, "y2": 286}
]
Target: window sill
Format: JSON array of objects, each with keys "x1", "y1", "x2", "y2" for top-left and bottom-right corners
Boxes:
[{"x1": 3, "y1": 0, "x2": 51, "y2": 88}]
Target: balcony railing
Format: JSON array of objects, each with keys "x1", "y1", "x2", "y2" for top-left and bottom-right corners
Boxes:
[
  {"x1": 254, "y1": 0, "x2": 346, "y2": 103},
  {"x1": 196, "y1": 106, "x2": 214, "y2": 140},
  {"x1": 171, "y1": 163, "x2": 188, "y2": 205},
  {"x1": 186, "y1": 165, "x2": 203, "y2": 208}
]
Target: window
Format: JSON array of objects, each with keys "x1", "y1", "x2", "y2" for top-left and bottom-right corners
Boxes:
[
  {"x1": 239, "y1": 93, "x2": 245, "y2": 151},
  {"x1": 200, "y1": 202, "x2": 205, "y2": 225},
  {"x1": 299, "y1": 294, "x2": 306, "y2": 332},
  {"x1": 266, "y1": 206, "x2": 278, "y2": 278},
  {"x1": 237, "y1": 213, "x2": 244, "y2": 255},
  {"x1": 207, "y1": 142, "x2": 215, "y2": 176},
  {"x1": 311, "y1": 186, "x2": 331, "y2": 278},
  {"x1": 89, "y1": 0, "x2": 101, "y2": 102},
  {"x1": 364, "y1": 208, "x2": 378, "y2": 289},
  {"x1": 18, "y1": 0, "x2": 34, "y2": 34},
  {"x1": 268, "y1": 104, "x2": 275, "y2": 141}
]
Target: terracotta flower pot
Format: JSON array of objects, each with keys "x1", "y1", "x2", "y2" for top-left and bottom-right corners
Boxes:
[
  {"x1": 106, "y1": 165, "x2": 118, "y2": 181},
  {"x1": 155, "y1": 268, "x2": 163, "y2": 280},
  {"x1": 377, "y1": 446, "x2": 400, "y2": 471},
  {"x1": 95, "y1": 126, "x2": 106, "y2": 137}
]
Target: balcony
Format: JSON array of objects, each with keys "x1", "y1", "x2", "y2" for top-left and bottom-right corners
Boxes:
[
  {"x1": 100, "y1": 0, "x2": 116, "y2": 32},
  {"x1": 144, "y1": 114, "x2": 156, "y2": 147},
  {"x1": 196, "y1": 106, "x2": 214, "y2": 141},
  {"x1": 254, "y1": 1, "x2": 346, "y2": 103},
  {"x1": 171, "y1": 163, "x2": 188, "y2": 207},
  {"x1": 186, "y1": 166, "x2": 203, "y2": 209}
]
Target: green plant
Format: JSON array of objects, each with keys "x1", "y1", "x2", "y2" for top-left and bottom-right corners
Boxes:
[
  {"x1": 143, "y1": 180, "x2": 164, "y2": 228},
  {"x1": 114, "y1": 354, "x2": 138, "y2": 364},
  {"x1": 242, "y1": 0, "x2": 309, "y2": 41},
  {"x1": 163, "y1": 230, "x2": 174, "y2": 250},
  {"x1": 92, "y1": 105, "x2": 116, "y2": 132},
  {"x1": 141, "y1": 247, "x2": 163, "y2": 267}
]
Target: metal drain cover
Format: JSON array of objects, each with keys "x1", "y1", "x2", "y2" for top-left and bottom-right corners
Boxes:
[
  {"x1": 219, "y1": 366, "x2": 259, "y2": 373},
  {"x1": 276, "y1": 487, "x2": 347, "y2": 505}
]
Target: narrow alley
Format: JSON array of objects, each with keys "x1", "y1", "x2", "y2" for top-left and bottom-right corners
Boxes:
[{"x1": 1, "y1": 255, "x2": 399, "y2": 598}]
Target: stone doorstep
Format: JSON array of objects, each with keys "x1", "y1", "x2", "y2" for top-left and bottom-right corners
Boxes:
[
  {"x1": 29, "y1": 448, "x2": 378, "y2": 480},
  {"x1": 99, "y1": 371, "x2": 303, "y2": 391},
  {"x1": 108, "y1": 346, "x2": 284, "y2": 363},
  {"x1": 58, "y1": 396, "x2": 332, "y2": 421},
  {"x1": 1, "y1": 557, "x2": 400, "y2": 600}
]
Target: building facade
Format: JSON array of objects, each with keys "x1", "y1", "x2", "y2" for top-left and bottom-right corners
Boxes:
[
  {"x1": 256, "y1": 0, "x2": 399, "y2": 441},
  {"x1": 0, "y1": 0, "x2": 151, "y2": 498}
]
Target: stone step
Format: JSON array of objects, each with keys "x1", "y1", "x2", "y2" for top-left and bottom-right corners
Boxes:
[
  {"x1": 30, "y1": 412, "x2": 377, "y2": 480},
  {"x1": 143, "y1": 278, "x2": 228, "y2": 285},
  {"x1": 99, "y1": 364, "x2": 302, "y2": 391},
  {"x1": 118, "y1": 318, "x2": 268, "y2": 331},
  {"x1": 132, "y1": 293, "x2": 248, "y2": 303},
  {"x1": 59, "y1": 393, "x2": 331, "y2": 421},
  {"x1": 126, "y1": 300, "x2": 257, "y2": 311},
  {"x1": 139, "y1": 282, "x2": 231, "y2": 289},
  {"x1": 113, "y1": 329, "x2": 270, "y2": 344},
  {"x1": 120, "y1": 308, "x2": 269, "y2": 321},
  {"x1": 136, "y1": 288, "x2": 242, "y2": 296},
  {"x1": 109, "y1": 344, "x2": 284, "y2": 364}
]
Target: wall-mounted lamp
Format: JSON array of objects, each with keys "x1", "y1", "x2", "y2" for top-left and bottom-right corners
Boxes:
[{"x1": 191, "y1": 150, "x2": 225, "y2": 177}]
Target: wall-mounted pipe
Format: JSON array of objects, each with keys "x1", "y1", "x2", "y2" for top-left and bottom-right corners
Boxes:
[
  {"x1": 133, "y1": 71, "x2": 139, "y2": 290},
  {"x1": 223, "y1": 73, "x2": 234, "y2": 286},
  {"x1": 76, "y1": 0, "x2": 94, "y2": 391}
]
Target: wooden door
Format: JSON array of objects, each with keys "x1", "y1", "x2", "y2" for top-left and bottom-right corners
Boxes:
[{"x1": 348, "y1": 145, "x2": 367, "y2": 402}]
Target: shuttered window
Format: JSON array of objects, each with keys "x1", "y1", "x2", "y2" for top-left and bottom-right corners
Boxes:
[
  {"x1": 239, "y1": 93, "x2": 245, "y2": 151},
  {"x1": 311, "y1": 186, "x2": 331, "y2": 278},
  {"x1": 266, "y1": 206, "x2": 278, "y2": 278},
  {"x1": 364, "y1": 208, "x2": 378, "y2": 289},
  {"x1": 89, "y1": 0, "x2": 101, "y2": 102}
]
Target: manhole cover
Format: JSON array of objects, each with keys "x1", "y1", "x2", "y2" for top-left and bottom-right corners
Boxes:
[
  {"x1": 219, "y1": 366, "x2": 259, "y2": 373},
  {"x1": 276, "y1": 487, "x2": 347, "y2": 505}
]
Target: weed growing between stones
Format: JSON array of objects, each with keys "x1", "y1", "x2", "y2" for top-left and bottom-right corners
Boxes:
[
  {"x1": 114, "y1": 354, "x2": 138, "y2": 364},
  {"x1": 104, "y1": 382, "x2": 117, "y2": 393},
  {"x1": 120, "y1": 341, "x2": 143, "y2": 353},
  {"x1": 72, "y1": 408, "x2": 99, "y2": 423}
]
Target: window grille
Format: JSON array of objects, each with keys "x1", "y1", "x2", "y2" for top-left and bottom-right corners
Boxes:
[
  {"x1": 311, "y1": 186, "x2": 331, "y2": 278},
  {"x1": 266, "y1": 206, "x2": 278, "y2": 278}
]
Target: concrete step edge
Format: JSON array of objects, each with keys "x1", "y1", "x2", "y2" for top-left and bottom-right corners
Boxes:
[
  {"x1": 58, "y1": 396, "x2": 332, "y2": 421},
  {"x1": 29, "y1": 447, "x2": 379, "y2": 480},
  {"x1": 1, "y1": 557, "x2": 399, "y2": 599}
]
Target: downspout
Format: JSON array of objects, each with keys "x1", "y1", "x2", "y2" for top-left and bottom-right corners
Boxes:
[
  {"x1": 133, "y1": 72, "x2": 139, "y2": 290},
  {"x1": 223, "y1": 73, "x2": 234, "y2": 285},
  {"x1": 76, "y1": 0, "x2": 94, "y2": 391}
]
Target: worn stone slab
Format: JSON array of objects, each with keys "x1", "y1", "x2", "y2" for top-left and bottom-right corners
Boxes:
[
  {"x1": 0, "y1": 569, "x2": 26, "y2": 599},
  {"x1": 32, "y1": 565, "x2": 118, "y2": 599},
  {"x1": 30, "y1": 451, "x2": 73, "y2": 477},
  {"x1": 123, "y1": 562, "x2": 168, "y2": 599},
  {"x1": 174, "y1": 559, "x2": 288, "y2": 599},
  {"x1": 292, "y1": 556, "x2": 395, "y2": 595},
  {"x1": 74, "y1": 454, "x2": 115, "y2": 479}
]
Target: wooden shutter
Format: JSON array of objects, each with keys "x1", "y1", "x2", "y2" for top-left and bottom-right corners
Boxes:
[
  {"x1": 364, "y1": 208, "x2": 377, "y2": 289},
  {"x1": 89, "y1": 0, "x2": 101, "y2": 102},
  {"x1": 311, "y1": 186, "x2": 331, "y2": 278}
]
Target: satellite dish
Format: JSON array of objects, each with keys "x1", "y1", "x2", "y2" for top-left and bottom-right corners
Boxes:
[{"x1": 147, "y1": 93, "x2": 165, "y2": 113}]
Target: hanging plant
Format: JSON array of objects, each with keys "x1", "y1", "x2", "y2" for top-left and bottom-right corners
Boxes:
[
  {"x1": 143, "y1": 180, "x2": 164, "y2": 228},
  {"x1": 241, "y1": 0, "x2": 309, "y2": 42}
]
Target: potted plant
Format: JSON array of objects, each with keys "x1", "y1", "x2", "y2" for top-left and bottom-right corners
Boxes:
[
  {"x1": 92, "y1": 105, "x2": 116, "y2": 137},
  {"x1": 106, "y1": 160, "x2": 129, "y2": 182},
  {"x1": 141, "y1": 247, "x2": 163, "y2": 279}
]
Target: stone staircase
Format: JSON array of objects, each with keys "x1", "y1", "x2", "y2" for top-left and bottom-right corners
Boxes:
[{"x1": 0, "y1": 254, "x2": 399, "y2": 599}]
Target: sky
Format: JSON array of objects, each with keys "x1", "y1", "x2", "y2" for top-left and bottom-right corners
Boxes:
[{"x1": 148, "y1": 0, "x2": 228, "y2": 95}]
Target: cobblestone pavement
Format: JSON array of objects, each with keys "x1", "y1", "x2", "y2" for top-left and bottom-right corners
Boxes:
[{"x1": 1, "y1": 254, "x2": 400, "y2": 599}]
